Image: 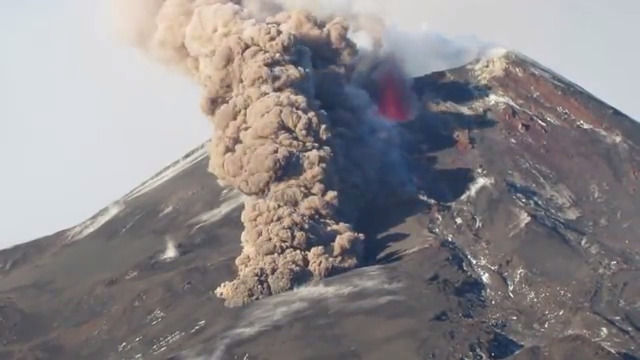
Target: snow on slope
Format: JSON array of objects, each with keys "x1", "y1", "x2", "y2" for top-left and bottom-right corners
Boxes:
[
  {"x1": 188, "y1": 189, "x2": 245, "y2": 233},
  {"x1": 65, "y1": 201, "x2": 125, "y2": 243},
  {"x1": 210, "y1": 266, "x2": 402, "y2": 360},
  {"x1": 459, "y1": 172, "x2": 495, "y2": 202},
  {"x1": 516, "y1": 52, "x2": 590, "y2": 94},
  {"x1": 64, "y1": 142, "x2": 210, "y2": 243},
  {"x1": 124, "y1": 142, "x2": 209, "y2": 201}
]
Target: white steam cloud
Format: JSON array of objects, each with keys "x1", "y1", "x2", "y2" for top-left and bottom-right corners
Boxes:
[{"x1": 271, "y1": 0, "x2": 500, "y2": 76}]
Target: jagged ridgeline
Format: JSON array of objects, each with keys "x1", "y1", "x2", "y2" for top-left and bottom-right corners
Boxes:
[{"x1": 111, "y1": 0, "x2": 415, "y2": 306}]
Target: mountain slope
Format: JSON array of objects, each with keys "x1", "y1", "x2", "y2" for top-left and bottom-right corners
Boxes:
[{"x1": 1, "y1": 51, "x2": 639, "y2": 360}]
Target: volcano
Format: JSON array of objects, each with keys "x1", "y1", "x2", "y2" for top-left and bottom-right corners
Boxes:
[{"x1": 1, "y1": 51, "x2": 640, "y2": 360}]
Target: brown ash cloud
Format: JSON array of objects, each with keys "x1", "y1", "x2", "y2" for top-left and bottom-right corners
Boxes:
[{"x1": 110, "y1": 0, "x2": 416, "y2": 307}]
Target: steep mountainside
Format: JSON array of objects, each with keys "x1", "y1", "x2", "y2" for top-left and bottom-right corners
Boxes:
[{"x1": 1, "y1": 51, "x2": 639, "y2": 360}]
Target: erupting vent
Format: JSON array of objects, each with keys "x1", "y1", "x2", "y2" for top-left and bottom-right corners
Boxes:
[{"x1": 373, "y1": 57, "x2": 415, "y2": 122}]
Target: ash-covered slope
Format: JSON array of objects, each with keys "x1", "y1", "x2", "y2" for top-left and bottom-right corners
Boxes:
[{"x1": 1, "y1": 51, "x2": 640, "y2": 360}]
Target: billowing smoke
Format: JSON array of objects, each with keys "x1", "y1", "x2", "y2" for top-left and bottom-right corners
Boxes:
[{"x1": 109, "y1": 0, "x2": 482, "y2": 307}]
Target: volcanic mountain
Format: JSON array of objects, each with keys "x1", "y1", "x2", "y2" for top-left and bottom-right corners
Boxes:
[{"x1": 1, "y1": 51, "x2": 640, "y2": 360}]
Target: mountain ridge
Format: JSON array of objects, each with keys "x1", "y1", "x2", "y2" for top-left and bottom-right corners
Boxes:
[
  {"x1": 1, "y1": 50, "x2": 640, "y2": 360},
  {"x1": 3, "y1": 50, "x2": 635, "y2": 251}
]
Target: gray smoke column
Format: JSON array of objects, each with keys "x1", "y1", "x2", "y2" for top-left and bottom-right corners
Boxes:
[{"x1": 110, "y1": 0, "x2": 415, "y2": 307}]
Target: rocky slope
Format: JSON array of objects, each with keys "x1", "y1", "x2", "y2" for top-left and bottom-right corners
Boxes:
[{"x1": 1, "y1": 51, "x2": 639, "y2": 360}]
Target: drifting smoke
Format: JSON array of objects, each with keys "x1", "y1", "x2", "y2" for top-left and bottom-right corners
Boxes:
[
  {"x1": 109, "y1": 0, "x2": 486, "y2": 307},
  {"x1": 268, "y1": 0, "x2": 498, "y2": 76}
]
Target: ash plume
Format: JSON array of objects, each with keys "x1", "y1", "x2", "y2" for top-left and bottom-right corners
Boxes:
[{"x1": 110, "y1": 0, "x2": 422, "y2": 307}]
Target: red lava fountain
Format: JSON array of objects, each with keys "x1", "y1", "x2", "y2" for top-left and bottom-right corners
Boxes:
[{"x1": 374, "y1": 58, "x2": 413, "y2": 123}]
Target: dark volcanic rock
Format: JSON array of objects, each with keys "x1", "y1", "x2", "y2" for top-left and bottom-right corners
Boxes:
[{"x1": 1, "y1": 51, "x2": 640, "y2": 360}]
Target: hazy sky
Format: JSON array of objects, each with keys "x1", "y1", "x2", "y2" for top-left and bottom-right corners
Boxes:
[{"x1": 1, "y1": 0, "x2": 638, "y2": 249}]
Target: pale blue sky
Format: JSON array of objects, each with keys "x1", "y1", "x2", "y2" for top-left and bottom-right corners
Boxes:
[{"x1": 1, "y1": 0, "x2": 638, "y2": 248}]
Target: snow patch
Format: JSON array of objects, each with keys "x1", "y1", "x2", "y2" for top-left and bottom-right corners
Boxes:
[
  {"x1": 334, "y1": 295, "x2": 403, "y2": 313},
  {"x1": 63, "y1": 143, "x2": 209, "y2": 244},
  {"x1": 190, "y1": 320, "x2": 206, "y2": 334},
  {"x1": 65, "y1": 144, "x2": 209, "y2": 244},
  {"x1": 66, "y1": 201, "x2": 125, "y2": 242},
  {"x1": 488, "y1": 93, "x2": 559, "y2": 126},
  {"x1": 428, "y1": 99, "x2": 482, "y2": 116},
  {"x1": 210, "y1": 267, "x2": 401, "y2": 360},
  {"x1": 152, "y1": 330, "x2": 185, "y2": 355},
  {"x1": 124, "y1": 143, "x2": 208, "y2": 201},
  {"x1": 466, "y1": 253, "x2": 492, "y2": 286},
  {"x1": 507, "y1": 267, "x2": 526, "y2": 298},
  {"x1": 159, "y1": 205, "x2": 174, "y2": 217},
  {"x1": 146, "y1": 308, "x2": 166, "y2": 326},
  {"x1": 459, "y1": 171, "x2": 495, "y2": 202},
  {"x1": 576, "y1": 120, "x2": 623, "y2": 145},
  {"x1": 117, "y1": 336, "x2": 143, "y2": 354},
  {"x1": 124, "y1": 270, "x2": 138, "y2": 280},
  {"x1": 465, "y1": 246, "x2": 497, "y2": 285},
  {"x1": 429, "y1": 88, "x2": 558, "y2": 128},
  {"x1": 119, "y1": 211, "x2": 147, "y2": 234},
  {"x1": 487, "y1": 93, "x2": 522, "y2": 110},
  {"x1": 589, "y1": 184, "x2": 605, "y2": 203},
  {"x1": 508, "y1": 208, "x2": 531, "y2": 237},
  {"x1": 541, "y1": 182, "x2": 582, "y2": 221},
  {"x1": 518, "y1": 53, "x2": 590, "y2": 94},
  {"x1": 514, "y1": 159, "x2": 583, "y2": 221},
  {"x1": 188, "y1": 190, "x2": 245, "y2": 232}
]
